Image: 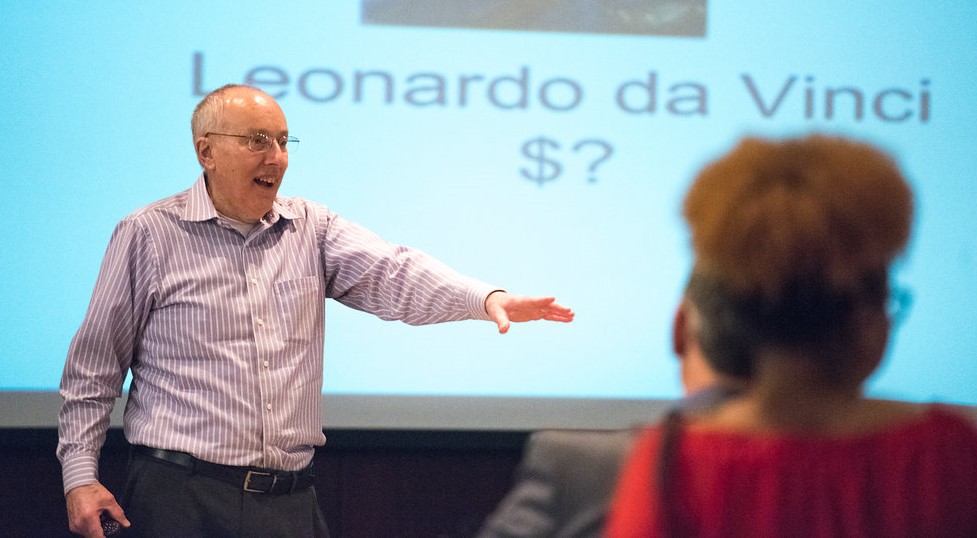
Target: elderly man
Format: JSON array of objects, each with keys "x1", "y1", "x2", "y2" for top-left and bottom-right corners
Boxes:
[{"x1": 58, "y1": 84, "x2": 573, "y2": 537}]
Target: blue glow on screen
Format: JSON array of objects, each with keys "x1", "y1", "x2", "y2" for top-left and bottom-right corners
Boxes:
[{"x1": 2, "y1": 1, "x2": 974, "y2": 421}]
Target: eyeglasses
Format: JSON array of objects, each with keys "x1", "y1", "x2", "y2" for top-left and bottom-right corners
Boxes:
[
  {"x1": 887, "y1": 285, "x2": 913, "y2": 326},
  {"x1": 206, "y1": 132, "x2": 299, "y2": 153}
]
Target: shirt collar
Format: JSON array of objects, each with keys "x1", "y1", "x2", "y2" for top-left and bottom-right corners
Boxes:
[{"x1": 182, "y1": 173, "x2": 302, "y2": 224}]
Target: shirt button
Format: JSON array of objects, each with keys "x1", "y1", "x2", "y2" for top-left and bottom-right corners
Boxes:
[
  {"x1": 256, "y1": 318, "x2": 264, "y2": 326},
  {"x1": 251, "y1": 277, "x2": 258, "y2": 285},
  {"x1": 263, "y1": 360, "x2": 269, "y2": 368},
  {"x1": 266, "y1": 403, "x2": 272, "y2": 411}
]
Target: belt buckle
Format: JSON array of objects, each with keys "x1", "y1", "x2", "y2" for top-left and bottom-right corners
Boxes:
[{"x1": 243, "y1": 470, "x2": 277, "y2": 493}]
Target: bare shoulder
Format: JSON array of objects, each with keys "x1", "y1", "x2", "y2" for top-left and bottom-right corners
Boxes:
[
  {"x1": 858, "y1": 399, "x2": 926, "y2": 429},
  {"x1": 864, "y1": 398, "x2": 926, "y2": 416},
  {"x1": 863, "y1": 399, "x2": 977, "y2": 430}
]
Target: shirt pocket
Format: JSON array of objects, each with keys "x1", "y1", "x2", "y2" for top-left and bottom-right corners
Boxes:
[{"x1": 274, "y1": 276, "x2": 322, "y2": 344}]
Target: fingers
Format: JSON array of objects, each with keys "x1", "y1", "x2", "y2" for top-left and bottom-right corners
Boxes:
[
  {"x1": 543, "y1": 310, "x2": 575, "y2": 323},
  {"x1": 486, "y1": 293, "x2": 574, "y2": 332},
  {"x1": 531, "y1": 300, "x2": 574, "y2": 323},
  {"x1": 70, "y1": 513, "x2": 105, "y2": 538},
  {"x1": 105, "y1": 505, "x2": 131, "y2": 531},
  {"x1": 543, "y1": 302, "x2": 574, "y2": 319}
]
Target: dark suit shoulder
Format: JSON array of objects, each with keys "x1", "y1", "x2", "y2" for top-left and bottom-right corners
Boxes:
[{"x1": 528, "y1": 429, "x2": 639, "y2": 467}]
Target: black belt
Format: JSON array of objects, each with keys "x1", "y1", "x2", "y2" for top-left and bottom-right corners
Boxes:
[{"x1": 132, "y1": 445, "x2": 315, "y2": 495}]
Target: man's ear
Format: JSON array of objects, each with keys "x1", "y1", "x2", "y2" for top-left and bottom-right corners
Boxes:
[
  {"x1": 673, "y1": 302, "x2": 689, "y2": 357},
  {"x1": 195, "y1": 137, "x2": 215, "y2": 170}
]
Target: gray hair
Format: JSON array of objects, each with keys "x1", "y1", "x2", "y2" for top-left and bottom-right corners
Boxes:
[{"x1": 190, "y1": 84, "x2": 254, "y2": 141}]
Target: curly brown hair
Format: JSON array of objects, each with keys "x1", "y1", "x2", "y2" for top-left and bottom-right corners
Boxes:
[
  {"x1": 685, "y1": 134, "x2": 912, "y2": 297},
  {"x1": 682, "y1": 134, "x2": 914, "y2": 378}
]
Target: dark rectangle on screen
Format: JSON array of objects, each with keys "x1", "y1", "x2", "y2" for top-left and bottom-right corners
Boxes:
[{"x1": 361, "y1": 0, "x2": 708, "y2": 38}]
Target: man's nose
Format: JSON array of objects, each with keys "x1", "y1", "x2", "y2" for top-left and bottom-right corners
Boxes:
[{"x1": 265, "y1": 141, "x2": 287, "y2": 163}]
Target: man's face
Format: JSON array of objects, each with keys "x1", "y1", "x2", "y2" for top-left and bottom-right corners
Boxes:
[{"x1": 196, "y1": 88, "x2": 289, "y2": 223}]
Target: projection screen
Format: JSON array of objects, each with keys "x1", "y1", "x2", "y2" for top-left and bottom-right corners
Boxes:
[{"x1": 2, "y1": 1, "x2": 975, "y2": 430}]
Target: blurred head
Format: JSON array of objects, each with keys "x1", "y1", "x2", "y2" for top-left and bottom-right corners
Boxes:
[
  {"x1": 680, "y1": 134, "x2": 913, "y2": 385},
  {"x1": 192, "y1": 84, "x2": 289, "y2": 223},
  {"x1": 672, "y1": 295, "x2": 744, "y2": 395}
]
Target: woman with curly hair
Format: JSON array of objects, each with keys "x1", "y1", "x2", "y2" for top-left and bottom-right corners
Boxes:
[{"x1": 606, "y1": 134, "x2": 977, "y2": 537}]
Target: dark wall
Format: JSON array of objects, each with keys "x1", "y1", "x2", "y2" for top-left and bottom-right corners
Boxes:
[{"x1": 0, "y1": 428, "x2": 528, "y2": 538}]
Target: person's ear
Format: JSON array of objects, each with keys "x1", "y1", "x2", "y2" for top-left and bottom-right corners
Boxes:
[
  {"x1": 195, "y1": 137, "x2": 216, "y2": 170},
  {"x1": 673, "y1": 302, "x2": 688, "y2": 357}
]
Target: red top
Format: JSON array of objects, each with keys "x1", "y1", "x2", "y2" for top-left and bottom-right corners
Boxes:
[{"x1": 606, "y1": 406, "x2": 977, "y2": 537}]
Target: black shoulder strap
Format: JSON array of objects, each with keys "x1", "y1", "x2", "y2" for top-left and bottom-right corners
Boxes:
[
  {"x1": 655, "y1": 385, "x2": 741, "y2": 536},
  {"x1": 656, "y1": 408, "x2": 684, "y2": 537}
]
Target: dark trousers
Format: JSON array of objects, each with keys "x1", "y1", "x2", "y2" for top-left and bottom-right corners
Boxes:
[{"x1": 120, "y1": 451, "x2": 330, "y2": 538}]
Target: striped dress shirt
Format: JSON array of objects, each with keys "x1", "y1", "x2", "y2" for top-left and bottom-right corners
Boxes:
[{"x1": 57, "y1": 175, "x2": 496, "y2": 494}]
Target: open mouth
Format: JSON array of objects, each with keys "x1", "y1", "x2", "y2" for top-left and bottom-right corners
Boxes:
[{"x1": 253, "y1": 176, "x2": 277, "y2": 188}]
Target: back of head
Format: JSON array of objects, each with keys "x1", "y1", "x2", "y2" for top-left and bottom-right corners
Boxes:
[{"x1": 682, "y1": 134, "x2": 913, "y2": 380}]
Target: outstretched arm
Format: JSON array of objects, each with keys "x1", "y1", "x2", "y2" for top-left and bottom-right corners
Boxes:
[{"x1": 484, "y1": 291, "x2": 575, "y2": 334}]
